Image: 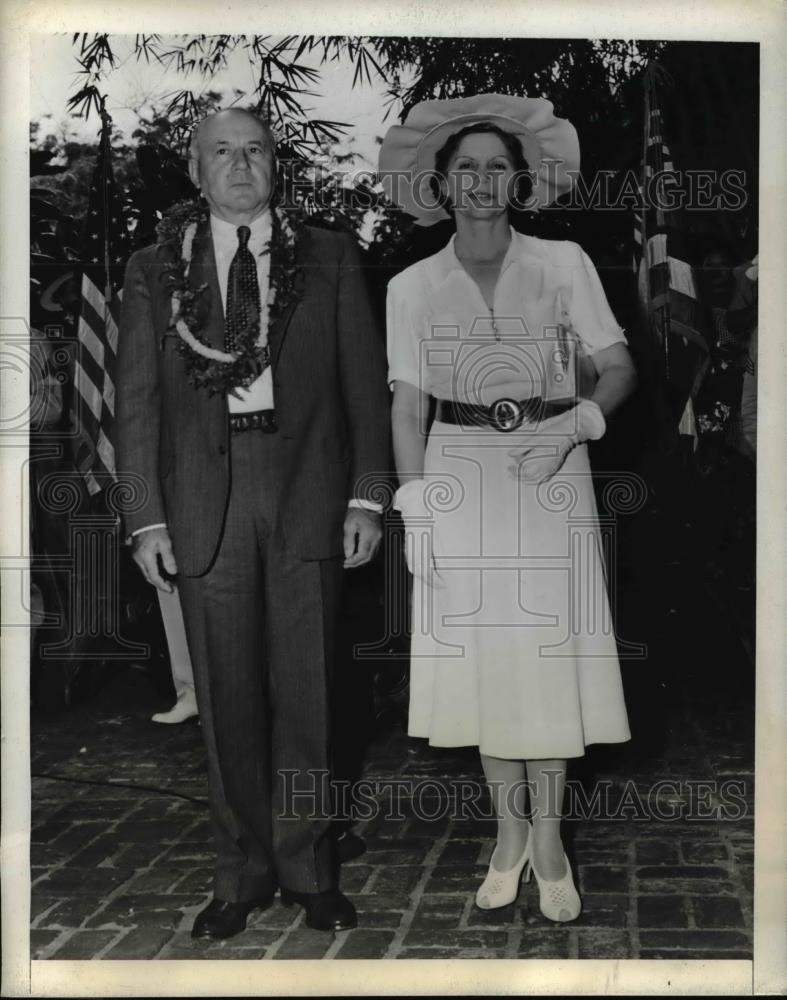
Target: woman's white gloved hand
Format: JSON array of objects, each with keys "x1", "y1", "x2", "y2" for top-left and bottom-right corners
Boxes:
[
  {"x1": 507, "y1": 399, "x2": 607, "y2": 483},
  {"x1": 394, "y1": 479, "x2": 445, "y2": 589}
]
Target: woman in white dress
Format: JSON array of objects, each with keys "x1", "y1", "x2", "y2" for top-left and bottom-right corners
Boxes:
[{"x1": 379, "y1": 95, "x2": 637, "y2": 921}]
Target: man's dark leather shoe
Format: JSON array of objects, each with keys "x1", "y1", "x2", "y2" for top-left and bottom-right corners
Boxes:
[
  {"x1": 336, "y1": 829, "x2": 366, "y2": 864},
  {"x1": 191, "y1": 894, "x2": 275, "y2": 940},
  {"x1": 279, "y1": 887, "x2": 357, "y2": 931}
]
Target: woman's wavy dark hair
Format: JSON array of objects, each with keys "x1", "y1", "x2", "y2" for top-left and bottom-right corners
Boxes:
[{"x1": 429, "y1": 122, "x2": 534, "y2": 216}]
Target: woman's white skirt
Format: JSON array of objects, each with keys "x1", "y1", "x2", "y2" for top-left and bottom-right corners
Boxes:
[{"x1": 408, "y1": 419, "x2": 631, "y2": 760}]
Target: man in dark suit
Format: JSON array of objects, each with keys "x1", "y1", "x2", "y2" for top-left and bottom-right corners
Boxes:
[{"x1": 116, "y1": 109, "x2": 389, "y2": 936}]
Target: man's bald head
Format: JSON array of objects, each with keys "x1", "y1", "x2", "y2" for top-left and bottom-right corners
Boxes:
[
  {"x1": 189, "y1": 109, "x2": 275, "y2": 164},
  {"x1": 188, "y1": 109, "x2": 276, "y2": 225}
]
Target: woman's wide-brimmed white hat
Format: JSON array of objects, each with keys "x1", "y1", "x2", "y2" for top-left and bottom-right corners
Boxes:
[{"x1": 378, "y1": 93, "x2": 580, "y2": 226}]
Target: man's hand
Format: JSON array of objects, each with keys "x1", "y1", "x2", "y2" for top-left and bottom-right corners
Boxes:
[
  {"x1": 131, "y1": 527, "x2": 178, "y2": 593},
  {"x1": 343, "y1": 508, "x2": 383, "y2": 568}
]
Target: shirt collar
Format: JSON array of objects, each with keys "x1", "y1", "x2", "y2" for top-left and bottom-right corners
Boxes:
[
  {"x1": 431, "y1": 225, "x2": 525, "y2": 286},
  {"x1": 210, "y1": 208, "x2": 273, "y2": 252}
]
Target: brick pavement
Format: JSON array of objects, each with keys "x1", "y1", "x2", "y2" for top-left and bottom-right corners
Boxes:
[
  {"x1": 30, "y1": 565, "x2": 754, "y2": 963},
  {"x1": 28, "y1": 492, "x2": 756, "y2": 965}
]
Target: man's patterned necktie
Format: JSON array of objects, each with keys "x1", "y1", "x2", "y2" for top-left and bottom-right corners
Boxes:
[{"x1": 224, "y1": 225, "x2": 260, "y2": 353}]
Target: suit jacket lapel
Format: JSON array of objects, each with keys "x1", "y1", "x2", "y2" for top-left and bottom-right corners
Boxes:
[
  {"x1": 174, "y1": 220, "x2": 228, "y2": 441},
  {"x1": 267, "y1": 226, "x2": 311, "y2": 368},
  {"x1": 187, "y1": 221, "x2": 225, "y2": 350}
]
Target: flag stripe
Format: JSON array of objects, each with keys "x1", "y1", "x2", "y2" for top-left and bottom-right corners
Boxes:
[
  {"x1": 668, "y1": 258, "x2": 696, "y2": 297},
  {"x1": 77, "y1": 312, "x2": 106, "y2": 369},
  {"x1": 96, "y1": 428, "x2": 115, "y2": 473},
  {"x1": 74, "y1": 359, "x2": 105, "y2": 422},
  {"x1": 105, "y1": 310, "x2": 119, "y2": 355},
  {"x1": 103, "y1": 373, "x2": 115, "y2": 418},
  {"x1": 81, "y1": 272, "x2": 106, "y2": 316},
  {"x1": 70, "y1": 116, "x2": 132, "y2": 492},
  {"x1": 635, "y1": 64, "x2": 709, "y2": 442}
]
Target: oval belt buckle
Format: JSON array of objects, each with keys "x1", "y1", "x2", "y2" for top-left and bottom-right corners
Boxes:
[{"x1": 489, "y1": 398, "x2": 524, "y2": 432}]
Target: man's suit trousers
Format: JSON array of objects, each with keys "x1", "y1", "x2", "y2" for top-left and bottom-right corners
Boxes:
[{"x1": 177, "y1": 428, "x2": 343, "y2": 901}]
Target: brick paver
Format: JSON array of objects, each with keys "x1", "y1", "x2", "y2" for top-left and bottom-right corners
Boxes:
[{"x1": 29, "y1": 547, "x2": 754, "y2": 961}]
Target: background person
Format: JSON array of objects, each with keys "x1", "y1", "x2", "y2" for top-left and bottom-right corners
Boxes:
[{"x1": 151, "y1": 587, "x2": 199, "y2": 724}]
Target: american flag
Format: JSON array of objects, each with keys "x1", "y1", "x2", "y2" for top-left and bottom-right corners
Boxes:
[
  {"x1": 634, "y1": 63, "x2": 709, "y2": 441},
  {"x1": 72, "y1": 110, "x2": 132, "y2": 495}
]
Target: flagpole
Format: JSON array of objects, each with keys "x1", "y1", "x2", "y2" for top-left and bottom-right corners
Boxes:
[
  {"x1": 646, "y1": 64, "x2": 671, "y2": 385},
  {"x1": 640, "y1": 63, "x2": 652, "y2": 331},
  {"x1": 641, "y1": 63, "x2": 672, "y2": 414},
  {"x1": 99, "y1": 97, "x2": 113, "y2": 312}
]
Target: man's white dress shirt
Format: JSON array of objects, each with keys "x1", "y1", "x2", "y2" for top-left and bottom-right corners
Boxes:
[{"x1": 211, "y1": 211, "x2": 274, "y2": 413}]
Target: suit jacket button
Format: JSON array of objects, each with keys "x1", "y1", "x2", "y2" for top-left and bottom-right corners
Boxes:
[{"x1": 218, "y1": 444, "x2": 227, "y2": 455}]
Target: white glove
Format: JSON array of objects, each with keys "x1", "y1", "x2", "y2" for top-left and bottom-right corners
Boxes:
[
  {"x1": 394, "y1": 480, "x2": 445, "y2": 589},
  {"x1": 507, "y1": 399, "x2": 606, "y2": 483}
]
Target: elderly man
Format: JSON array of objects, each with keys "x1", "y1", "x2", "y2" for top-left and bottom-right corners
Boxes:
[{"x1": 116, "y1": 109, "x2": 389, "y2": 935}]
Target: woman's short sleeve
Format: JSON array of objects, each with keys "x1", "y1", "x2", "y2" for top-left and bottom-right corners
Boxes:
[
  {"x1": 566, "y1": 243, "x2": 627, "y2": 354},
  {"x1": 386, "y1": 273, "x2": 422, "y2": 390}
]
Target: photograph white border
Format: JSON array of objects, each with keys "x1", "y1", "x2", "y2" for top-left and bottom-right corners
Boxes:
[{"x1": 2, "y1": 0, "x2": 785, "y2": 995}]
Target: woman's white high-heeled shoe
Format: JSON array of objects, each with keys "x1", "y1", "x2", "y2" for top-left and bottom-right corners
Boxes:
[
  {"x1": 531, "y1": 850, "x2": 581, "y2": 922},
  {"x1": 475, "y1": 823, "x2": 533, "y2": 909}
]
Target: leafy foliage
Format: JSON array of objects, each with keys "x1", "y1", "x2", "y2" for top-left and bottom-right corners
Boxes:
[
  {"x1": 65, "y1": 34, "x2": 377, "y2": 159},
  {"x1": 41, "y1": 33, "x2": 758, "y2": 340}
]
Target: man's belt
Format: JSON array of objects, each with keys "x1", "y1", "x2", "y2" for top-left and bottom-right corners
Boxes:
[
  {"x1": 435, "y1": 397, "x2": 574, "y2": 433},
  {"x1": 229, "y1": 409, "x2": 278, "y2": 434}
]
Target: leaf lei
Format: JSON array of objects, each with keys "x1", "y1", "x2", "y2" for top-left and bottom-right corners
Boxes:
[{"x1": 156, "y1": 199, "x2": 305, "y2": 398}]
